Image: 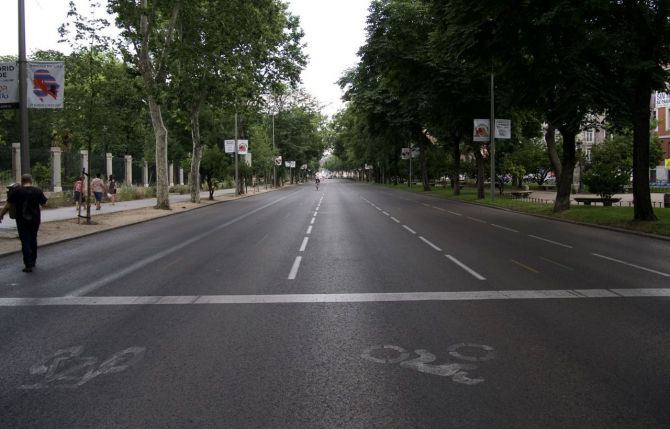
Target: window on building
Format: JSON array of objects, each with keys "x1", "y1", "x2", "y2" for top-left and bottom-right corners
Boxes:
[
  {"x1": 586, "y1": 148, "x2": 592, "y2": 162},
  {"x1": 585, "y1": 129, "x2": 595, "y2": 143}
]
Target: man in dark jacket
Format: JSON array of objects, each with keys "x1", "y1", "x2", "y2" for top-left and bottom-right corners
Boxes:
[{"x1": 0, "y1": 174, "x2": 48, "y2": 272}]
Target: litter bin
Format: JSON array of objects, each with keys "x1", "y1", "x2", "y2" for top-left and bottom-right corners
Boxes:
[{"x1": 664, "y1": 193, "x2": 670, "y2": 208}]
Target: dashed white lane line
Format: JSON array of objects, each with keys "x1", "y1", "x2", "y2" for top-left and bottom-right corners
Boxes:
[
  {"x1": 288, "y1": 257, "x2": 303, "y2": 280},
  {"x1": 528, "y1": 234, "x2": 573, "y2": 249},
  {"x1": 445, "y1": 255, "x2": 486, "y2": 280},
  {"x1": 419, "y1": 236, "x2": 442, "y2": 252},
  {"x1": 592, "y1": 253, "x2": 670, "y2": 278},
  {"x1": 540, "y1": 257, "x2": 573, "y2": 271},
  {"x1": 491, "y1": 224, "x2": 519, "y2": 233},
  {"x1": 390, "y1": 217, "x2": 401, "y2": 224},
  {"x1": 5, "y1": 288, "x2": 670, "y2": 306},
  {"x1": 382, "y1": 211, "x2": 390, "y2": 216},
  {"x1": 402, "y1": 225, "x2": 417, "y2": 235},
  {"x1": 510, "y1": 259, "x2": 539, "y2": 274},
  {"x1": 299, "y1": 237, "x2": 309, "y2": 252},
  {"x1": 310, "y1": 218, "x2": 316, "y2": 225},
  {"x1": 314, "y1": 211, "x2": 318, "y2": 216},
  {"x1": 432, "y1": 206, "x2": 446, "y2": 211},
  {"x1": 467, "y1": 216, "x2": 487, "y2": 224},
  {"x1": 448, "y1": 211, "x2": 463, "y2": 216},
  {"x1": 306, "y1": 226, "x2": 313, "y2": 234},
  {"x1": 422, "y1": 203, "x2": 431, "y2": 207}
]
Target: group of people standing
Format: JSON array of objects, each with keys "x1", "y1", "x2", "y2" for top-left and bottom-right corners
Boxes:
[{"x1": 73, "y1": 174, "x2": 117, "y2": 211}]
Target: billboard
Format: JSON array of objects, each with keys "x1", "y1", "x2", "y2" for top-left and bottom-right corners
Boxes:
[
  {"x1": 0, "y1": 62, "x2": 19, "y2": 109},
  {"x1": 27, "y1": 61, "x2": 64, "y2": 109}
]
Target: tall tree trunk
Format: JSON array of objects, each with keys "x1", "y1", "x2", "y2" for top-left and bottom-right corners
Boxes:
[
  {"x1": 147, "y1": 96, "x2": 170, "y2": 209},
  {"x1": 553, "y1": 129, "x2": 576, "y2": 212},
  {"x1": 632, "y1": 82, "x2": 657, "y2": 221},
  {"x1": 545, "y1": 123, "x2": 561, "y2": 182},
  {"x1": 473, "y1": 142, "x2": 485, "y2": 199},
  {"x1": 189, "y1": 102, "x2": 203, "y2": 203},
  {"x1": 451, "y1": 131, "x2": 461, "y2": 195}
]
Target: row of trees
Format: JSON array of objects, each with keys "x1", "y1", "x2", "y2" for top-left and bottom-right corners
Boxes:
[
  {"x1": 331, "y1": 0, "x2": 670, "y2": 221},
  {"x1": 1, "y1": 1, "x2": 327, "y2": 206}
]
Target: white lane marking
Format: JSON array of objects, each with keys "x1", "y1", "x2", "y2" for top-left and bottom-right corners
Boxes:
[
  {"x1": 445, "y1": 255, "x2": 486, "y2": 280},
  {"x1": 390, "y1": 217, "x2": 401, "y2": 224},
  {"x1": 419, "y1": 236, "x2": 442, "y2": 252},
  {"x1": 5, "y1": 288, "x2": 670, "y2": 306},
  {"x1": 314, "y1": 211, "x2": 318, "y2": 217},
  {"x1": 299, "y1": 237, "x2": 309, "y2": 252},
  {"x1": 510, "y1": 259, "x2": 539, "y2": 274},
  {"x1": 402, "y1": 225, "x2": 417, "y2": 234},
  {"x1": 68, "y1": 195, "x2": 291, "y2": 297},
  {"x1": 467, "y1": 216, "x2": 487, "y2": 224},
  {"x1": 491, "y1": 224, "x2": 519, "y2": 233},
  {"x1": 528, "y1": 234, "x2": 573, "y2": 249},
  {"x1": 422, "y1": 203, "x2": 431, "y2": 207},
  {"x1": 592, "y1": 253, "x2": 670, "y2": 278},
  {"x1": 306, "y1": 226, "x2": 313, "y2": 234},
  {"x1": 432, "y1": 206, "x2": 446, "y2": 211},
  {"x1": 382, "y1": 211, "x2": 390, "y2": 216},
  {"x1": 310, "y1": 217, "x2": 316, "y2": 225},
  {"x1": 288, "y1": 256, "x2": 303, "y2": 280},
  {"x1": 540, "y1": 257, "x2": 573, "y2": 271},
  {"x1": 448, "y1": 211, "x2": 463, "y2": 216},
  {"x1": 375, "y1": 207, "x2": 382, "y2": 211}
]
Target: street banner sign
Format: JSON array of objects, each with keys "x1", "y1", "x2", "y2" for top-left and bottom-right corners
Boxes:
[
  {"x1": 665, "y1": 158, "x2": 670, "y2": 170},
  {"x1": 224, "y1": 140, "x2": 235, "y2": 153},
  {"x1": 494, "y1": 119, "x2": 511, "y2": 139},
  {"x1": 237, "y1": 139, "x2": 249, "y2": 155},
  {"x1": 244, "y1": 153, "x2": 252, "y2": 166},
  {"x1": 285, "y1": 161, "x2": 291, "y2": 167},
  {"x1": 473, "y1": 119, "x2": 490, "y2": 142},
  {"x1": 27, "y1": 61, "x2": 64, "y2": 109},
  {"x1": 274, "y1": 155, "x2": 282, "y2": 166},
  {"x1": 657, "y1": 92, "x2": 670, "y2": 108},
  {"x1": 401, "y1": 148, "x2": 410, "y2": 160},
  {"x1": 301, "y1": 164, "x2": 308, "y2": 170},
  {"x1": 0, "y1": 62, "x2": 19, "y2": 110},
  {"x1": 291, "y1": 161, "x2": 296, "y2": 168},
  {"x1": 411, "y1": 146, "x2": 420, "y2": 159}
]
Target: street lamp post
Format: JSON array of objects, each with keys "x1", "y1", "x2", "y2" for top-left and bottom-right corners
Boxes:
[
  {"x1": 18, "y1": 0, "x2": 30, "y2": 175},
  {"x1": 490, "y1": 72, "x2": 496, "y2": 201},
  {"x1": 272, "y1": 114, "x2": 276, "y2": 188}
]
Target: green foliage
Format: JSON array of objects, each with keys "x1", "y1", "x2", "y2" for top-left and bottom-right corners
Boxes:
[
  {"x1": 32, "y1": 163, "x2": 51, "y2": 189},
  {"x1": 583, "y1": 135, "x2": 633, "y2": 199}
]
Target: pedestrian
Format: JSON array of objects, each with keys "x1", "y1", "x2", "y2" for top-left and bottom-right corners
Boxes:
[
  {"x1": 0, "y1": 174, "x2": 48, "y2": 272},
  {"x1": 91, "y1": 173, "x2": 106, "y2": 210},
  {"x1": 73, "y1": 176, "x2": 84, "y2": 211},
  {"x1": 107, "y1": 175, "x2": 117, "y2": 205}
]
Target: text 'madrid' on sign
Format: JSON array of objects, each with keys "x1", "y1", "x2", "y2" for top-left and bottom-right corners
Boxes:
[{"x1": 0, "y1": 63, "x2": 19, "y2": 109}]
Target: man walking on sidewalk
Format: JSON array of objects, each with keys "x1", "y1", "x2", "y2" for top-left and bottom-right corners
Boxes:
[{"x1": 0, "y1": 174, "x2": 48, "y2": 272}]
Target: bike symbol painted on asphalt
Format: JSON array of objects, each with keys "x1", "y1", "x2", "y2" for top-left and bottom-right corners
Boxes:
[{"x1": 361, "y1": 343, "x2": 495, "y2": 385}]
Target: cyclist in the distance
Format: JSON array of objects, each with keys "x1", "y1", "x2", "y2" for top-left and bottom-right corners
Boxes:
[{"x1": 315, "y1": 176, "x2": 321, "y2": 191}]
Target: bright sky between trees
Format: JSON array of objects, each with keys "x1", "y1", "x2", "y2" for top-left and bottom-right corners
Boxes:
[{"x1": 0, "y1": 0, "x2": 371, "y2": 117}]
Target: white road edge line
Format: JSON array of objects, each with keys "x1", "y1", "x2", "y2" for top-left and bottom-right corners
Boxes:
[
  {"x1": 402, "y1": 225, "x2": 417, "y2": 234},
  {"x1": 528, "y1": 234, "x2": 573, "y2": 249},
  {"x1": 299, "y1": 237, "x2": 309, "y2": 252},
  {"x1": 306, "y1": 226, "x2": 313, "y2": 234},
  {"x1": 491, "y1": 224, "x2": 519, "y2": 233},
  {"x1": 448, "y1": 211, "x2": 463, "y2": 216},
  {"x1": 445, "y1": 255, "x2": 486, "y2": 280},
  {"x1": 310, "y1": 218, "x2": 316, "y2": 225},
  {"x1": 288, "y1": 256, "x2": 303, "y2": 280},
  {"x1": 592, "y1": 253, "x2": 670, "y2": 277},
  {"x1": 419, "y1": 236, "x2": 442, "y2": 252}
]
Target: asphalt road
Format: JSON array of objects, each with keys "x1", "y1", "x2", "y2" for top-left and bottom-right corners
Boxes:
[{"x1": 1, "y1": 180, "x2": 669, "y2": 428}]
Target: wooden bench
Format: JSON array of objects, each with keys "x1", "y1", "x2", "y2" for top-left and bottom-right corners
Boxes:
[
  {"x1": 509, "y1": 190, "x2": 532, "y2": 198},
  {"x1": 574, "y1": 197, "x2": 621, "y2": 207},
  {"x1": 538, "y1": 185, "x2": 556, "y2": 191}
]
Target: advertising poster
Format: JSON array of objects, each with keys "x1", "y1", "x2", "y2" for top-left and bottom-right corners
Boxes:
[
  {"x1": 237, "y1": 139, "x2": 249, "y2": 155},
  {"x1": 473, "y1": 119, "x2": 490, "y2": 142},
  {"x1": 27, "y1": 61, "x2": 64, "y2": 109},
  {"x1": 0, "y1": 62, "x2": 19, "y2": 109}
]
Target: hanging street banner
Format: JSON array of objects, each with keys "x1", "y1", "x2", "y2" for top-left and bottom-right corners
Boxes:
[
  {"x1": 401, "y1": 147, "x2": 410, "y2": 160},
  {"x1": 237, "y1": 139, "x2": 249, "y2": 155},
  {"x1": 494, "y1": 119, "x2": 512, "y2": 139},
  {"x1": 244, "y1": 153, "x2": 252, "y2": 166},
  {"x1": 285, "y1": 161, "x2": 292, "y2": 168},
  {"x1": 224, "y1": 140, "x2": 235, "y2": 153},
  {"x1": 665, "y1": 158, "x2": 670, "y2": 170},
  {"x1": 28, "y1": 61, "x2": 64, "y2": 109},
  {"x1": 473, "y1": 119, "x2": 490, "y2": 142},
  {"x1": 274, "y1": 155, "x2": 283, "y2": 166},
  {"x1": 0, "y1": 62, "x2": 19, "y2": 110},
  {"x1": 411, "y1": 146, "x2": 420, "y2": 159},
  {"x1": 656, "y1": 92, "x2": 670, "y2": 108}
]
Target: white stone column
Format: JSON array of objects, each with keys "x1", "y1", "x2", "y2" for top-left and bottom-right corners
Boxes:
[
  {"x1": 11, "y1": 143, "x2": 21, "y2": 183},
  {"x1": 80, "y1": 150, "x2": 89, "y2": 176},
  {"x1": 179, "y1": 167, "x2": 184, "y2": 185},
  {"x1": 50, "y1": 147, "x2": 62, "y2": 192},
  {"x1": 124, "y1": 155, "x2": 133, "y2": 185},
  {"x1": 142, "y1": 160, "x2": 149, "y2": 187},
  {"x1": 106, "y1": 153, "x2": 113, "y2": 180},
  {"x1": 169, "y1": 162, "x2": 175, "y2": 187}
]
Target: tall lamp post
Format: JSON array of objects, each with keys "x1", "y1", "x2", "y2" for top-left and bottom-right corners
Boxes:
[{"x1": 18, "y1": 0, "x2": 30, "y2": 175}]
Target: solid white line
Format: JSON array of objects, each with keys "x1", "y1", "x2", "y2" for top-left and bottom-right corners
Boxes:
[
  {"x1": 390, "y1": 217, "x2": 401, "y2": 224},
  {"x1": 419, "y1": 236, "x2": 442, "y2": 252},
  {"x1": 402, "y1": 225, "x2": 417, "y2": 234},
  {"x1": 310, "y1": 217, "x2": 316, "y2": 225},
  {"x1": 467, "y1": 216, "x2": 487, "y2": 224},
  {"x1": 68, "y1": 194, "x2": 291, "y2": 297},
  {"x1": 306, "y1": 226, "x2": 313, "y2": 234},
  {"x1": 382, "y1": 211, "x2": 390, "y2": 216},
  {"x1": 491, "y1": 224, "x2": 519, "y2": 233},
  {"x1": 448, "y1": 211, "x2": 462, "y2": 216},
  {"x1": 445, "y1": 255, "x2": 486, "y2": 280},
  {"x1": 5, "y1": 288, "x2": 670, "y2": 306},
  {"x1": 299, "y1": 237, "x2": 309, "y2": 252},
  {"x1": 592, "y1": 253, "x2": 670, "y2": 277},
  {"x1": 288, "y1": 256, "x2": 303, "y2": 280},
  {"x1": 528, "y1": 234, "x2": 573, "y2": 249}
]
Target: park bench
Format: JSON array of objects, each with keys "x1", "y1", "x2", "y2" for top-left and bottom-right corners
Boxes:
[
  {"x1": 538, "y1": 184, "x2": 556, "y2": 191},
  {"x1": 509, "y1": 190, "x2": 532, "y2": 198},
  {"x1": 574, "y1": 197, "x2": 621, "y2": 207}
]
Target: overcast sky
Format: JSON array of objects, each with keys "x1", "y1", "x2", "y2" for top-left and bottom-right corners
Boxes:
[{"x1": 0, "y1": 0, "x2": 371, "y2": 117}]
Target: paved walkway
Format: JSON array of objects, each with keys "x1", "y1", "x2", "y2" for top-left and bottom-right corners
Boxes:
[
  {"x1": 0, "y1": 188, "x2": 236, "y2": 231},
  {"x1": 523, "y1": 190, "x2": 668, "y2": 206}
]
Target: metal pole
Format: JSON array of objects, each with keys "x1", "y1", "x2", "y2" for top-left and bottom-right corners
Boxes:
[
  {"x1": 18, "y1": 0, "x2": 30, "y2": 175},
  {"x1": 490, "y1": 72, "x2": 495, "y2": 201},
  {"x1": 234, "y1": 112, "x2": 239, "y2": 196},
  {"x1": 409, "y1": 144, "x2": 412, "y2": 188},
  {"x1": 272, "y1": 114, "x2": 276, "y2": 188}
]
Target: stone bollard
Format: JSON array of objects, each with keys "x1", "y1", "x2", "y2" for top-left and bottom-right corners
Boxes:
[
  {"x1": 50, "y1": 147, "x2": 62, "y2": 192},
  {"x1": 169, "y1": 162, "x2": 174, "y2": 187},
  {"x1": 124, "y1": 155, "x2": 133, "y2": 184},
  {"x1": 142, "y1": 160, "x2": 149, "y2": 187},
  {"x1": 179, "y1": 167, "x2": 184, "y2": 186},
  {"x1": 80, "y1": 150, "x2": 89, "y2": 175},
  {"x1": 106, "y1": 153, "x2": 113, "y2": 180}
]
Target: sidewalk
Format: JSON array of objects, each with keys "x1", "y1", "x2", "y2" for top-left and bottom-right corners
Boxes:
[{"x1": 523, "y1": 190, "x2": 668, "y2": 206}]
